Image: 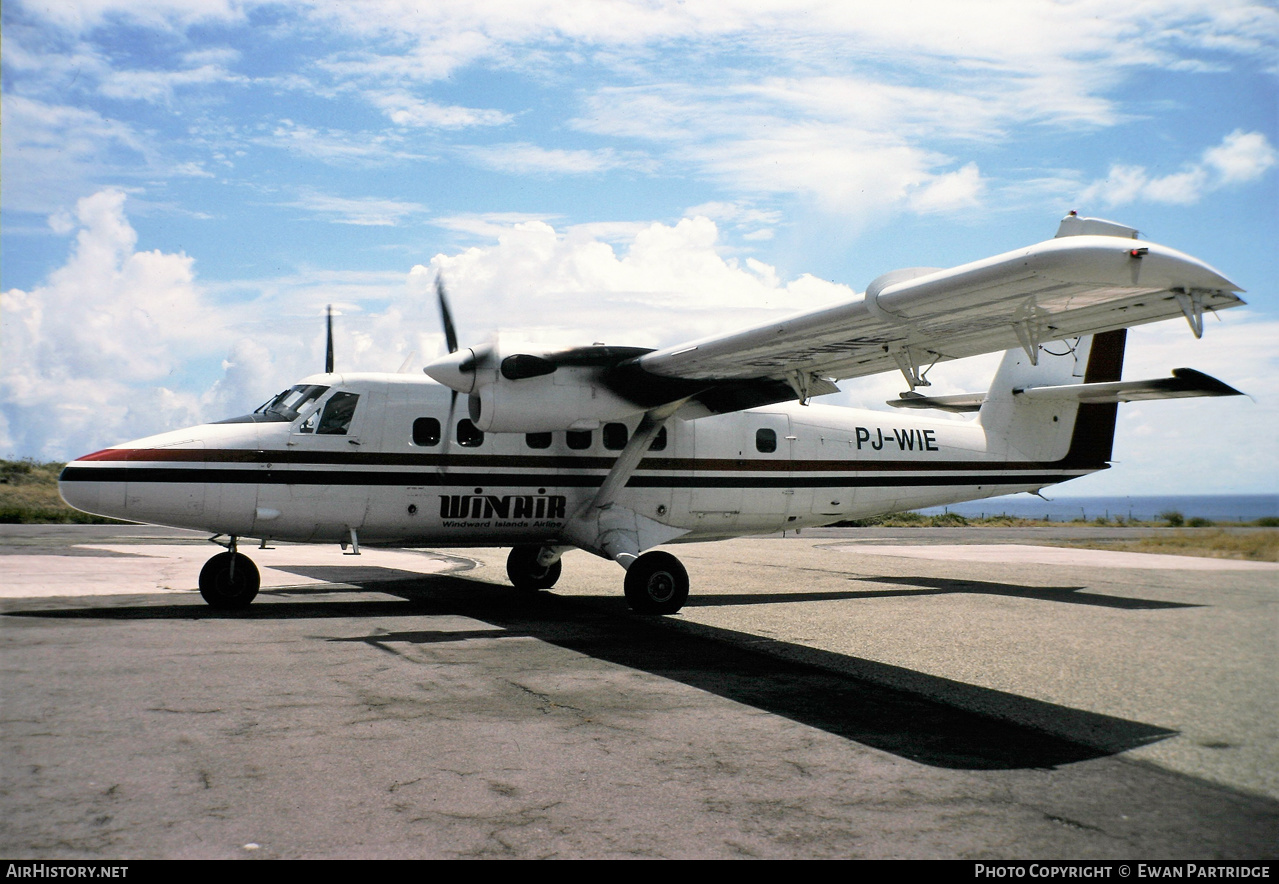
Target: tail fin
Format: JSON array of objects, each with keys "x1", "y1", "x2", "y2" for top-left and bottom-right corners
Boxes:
[
  {"x1": 1063, "y1": 330, "x2": 1126, "y2": 468},
  {"x1": 979, "y1": 330, "x2": 1126, "y2": 467}
]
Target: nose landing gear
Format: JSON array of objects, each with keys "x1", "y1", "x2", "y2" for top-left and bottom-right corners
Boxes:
[
  {"x1": 199, "y1": 538, "x2": 260, "y2": 609},
  {"x1": 505, "y1": 545, "x2": 563, "y2": 592}
]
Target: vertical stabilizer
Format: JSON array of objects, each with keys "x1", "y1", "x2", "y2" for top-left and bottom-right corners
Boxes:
[{"x1": 980, "y1": 330, "x2": 1126, "y2": 467}]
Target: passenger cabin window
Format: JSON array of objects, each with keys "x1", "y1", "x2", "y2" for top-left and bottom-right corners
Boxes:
[
  {"x1": 525, "y1": 432, "x2": 552, "y2": 449},
  {"x1": 316, "y1": 392, "x2": 360, "y2": 435},
  {"x1": 603, "y1": 423, "x2": 628, "y2": 450},
  {"x1": 566, "y1": 430, "x2": 592, "y2": 450},
  {"x1": 650, "y1": 426, "x2": 668, "y2": 451},
  {"x1": 412, "y1": 417, "x2": 441, "y2": 446},
  {"x1": 457, "y1": 419, "x2": 484, "y2": 447},
  {"x1": 755, "y1": 428, "x2": 778, "y2": 453}
]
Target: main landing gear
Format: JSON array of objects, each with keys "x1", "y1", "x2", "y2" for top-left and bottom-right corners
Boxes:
[
  {"x1": 623, "y1": 551, "x2": 689, "y2": 615},
  {"x1": 506, "y1": 546, "x2": 690, "y2": 615},
  {"x1": 199, "y1": 538, "x2": 260, "y2": 610}
]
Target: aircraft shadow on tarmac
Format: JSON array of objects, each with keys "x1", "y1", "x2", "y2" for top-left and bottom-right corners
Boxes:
[
  {"x1": 4, "y1": 568, "x2": 1178, "y2": 773},
  {"x1": 839, "y1": 575, "x2": 1200, "y2": 610}
]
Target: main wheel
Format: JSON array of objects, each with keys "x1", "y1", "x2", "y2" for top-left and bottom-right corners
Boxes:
[
  {"x1": 506, "y1": 545, "x2": 562, "y2": 592},
  {"x1": 624, "y1": 551, "x2": 689, "y2": 615},
  {"x1": 199, "y1": 552, "x2": 260, "y2": 609}
]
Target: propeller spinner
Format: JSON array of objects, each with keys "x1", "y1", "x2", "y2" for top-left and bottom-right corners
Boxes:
[{"x1": 425, "y1": 274, "x2": 497, "y2": 394}]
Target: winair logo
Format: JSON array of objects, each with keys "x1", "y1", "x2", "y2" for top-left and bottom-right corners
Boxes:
[{"x1": 439, "y1": 493, "x2": 566, "y2": 528}]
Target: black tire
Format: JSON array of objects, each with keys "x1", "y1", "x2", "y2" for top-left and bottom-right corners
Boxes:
[
  {"x1": 623, "y1": 551, "x2": 689, "y2": 615},
  {"x1": 505, "y1": 545, "x2": 562, "y2": 592},
  {"x1": 199, "y1": 552, "x2": 260, "y2": 609}
]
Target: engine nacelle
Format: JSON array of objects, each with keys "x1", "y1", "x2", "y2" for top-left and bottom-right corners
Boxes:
[{"x1": 468, "y1": 367, "x2": 645, "y2": 433}]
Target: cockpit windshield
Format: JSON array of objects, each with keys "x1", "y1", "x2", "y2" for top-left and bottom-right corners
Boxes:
[
  {"x1": 254, "y1": 384, "x2": 330, "y2": 422},
  {"x1": 215, "y1": 384, "x2": 331, "y2": 424}
]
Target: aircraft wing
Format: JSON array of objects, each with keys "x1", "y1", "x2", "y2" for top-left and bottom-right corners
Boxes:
[
  {"x1": 426, "y1": 216, "x2": 1245, "y2": 425},
  {"x1": 633, "y1": 230, "x2": 1243, "y2": 398}
]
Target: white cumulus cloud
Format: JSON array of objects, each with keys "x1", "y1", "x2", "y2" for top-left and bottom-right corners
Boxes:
[
  {"x1": 372, "y1": 93, "x2": 513, "y2": 129},
  {"x1": 1, "y1": 190, "x2": 229, "y2": 458},
  {"x1": 1203, "y1": 129, "x2": 1278, "y2": 183},
  {"x1": 417, "y1": 215, "x2": 852, "y2": 353},
  {"x1": 2, "y1": 196, "x2": 854, "y2": 459},
  {"x1": 1080, "y1": 130, "x2": 1277, "y2": 207}
]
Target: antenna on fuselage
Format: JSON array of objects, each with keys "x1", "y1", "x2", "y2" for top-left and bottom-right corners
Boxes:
[{"x1": 325, "y1": 304, "x2": 335, "y2": 374}]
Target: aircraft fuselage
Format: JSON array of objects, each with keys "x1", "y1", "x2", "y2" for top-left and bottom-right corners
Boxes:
[{"x1": 59, "y1": 371, "x2": 1093, "y2": 547}]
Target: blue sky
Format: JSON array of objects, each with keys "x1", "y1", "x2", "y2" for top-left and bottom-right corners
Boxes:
[{"x1": 2, "y1": 0, "x2": 1276, "y2": 495}]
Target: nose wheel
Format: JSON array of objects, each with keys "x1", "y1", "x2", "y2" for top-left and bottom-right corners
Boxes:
[
  {"x1": 506, "y1": 545, "x2": 563, "y2": 592},
  {"x1": 199, "y1": 551, "x2": 260, "y2": 609}
]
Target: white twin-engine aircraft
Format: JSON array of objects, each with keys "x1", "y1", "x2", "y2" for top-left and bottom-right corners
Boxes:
[{"x1": 59, "y1": 214, "x2": 1246, "y2": 614}]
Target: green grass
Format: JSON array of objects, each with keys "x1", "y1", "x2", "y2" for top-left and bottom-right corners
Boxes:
[
  {"x1": 0, "y1": 459, "x2": 127, "y2": 524},
  {"x1": 838, "y1": 511, "x2": 1275, "y2": 530},
  {"x1": 835, "y1": 509, "x2": 1279, "y2": 561},
  {"x1": 1057, "y1": 530, "x2": 1279, "y2": 562}
]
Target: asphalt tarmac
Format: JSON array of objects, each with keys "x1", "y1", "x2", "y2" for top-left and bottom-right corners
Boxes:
[{"x1": 1, "y1": 524, "x2": 1276, "y2": 859}]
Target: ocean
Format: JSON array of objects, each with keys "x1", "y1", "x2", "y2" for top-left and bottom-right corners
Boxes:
[{"x1": 914, "y1": 494, "x2": 1278, "y2": 523}]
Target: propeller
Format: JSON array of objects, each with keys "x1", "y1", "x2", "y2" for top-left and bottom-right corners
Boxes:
[
  {"x1": 325, "y1": 304, "x2": 335, "y2": 374},
  {"x1": 433, "y1": 274, "x2": 462, "y2": 456},
  {"x1": 436, "y1": 276, "x2": 459, "y2": 356},
  {"x1": 425, "y1": 274, "x2": 495, "y2": 393},
  {"x1": 422, "y1": 273, "x2": 656, "y2": 434}
]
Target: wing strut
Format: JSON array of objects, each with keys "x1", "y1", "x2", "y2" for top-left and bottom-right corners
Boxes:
[
  {"x1": 558, "y1": 399, "x2": 691, "y2": 568},
  {"x1": 785, "y1": 370, "x2": 821, "y2": 405},
  {"x1": 1012, "y1": 320, "x2": 1042, "y2": 365},
  {"x1": 893, "y1": 347, "x2": 936, "y2": 390}
]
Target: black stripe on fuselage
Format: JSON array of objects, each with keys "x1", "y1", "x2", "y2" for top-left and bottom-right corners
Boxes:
[
  {"x1": 72, "y1": 448, "x2": 1055, "y2": 474},
  {"x1": 60, "y1": 465, "x2": 1086, "y2": 489}
]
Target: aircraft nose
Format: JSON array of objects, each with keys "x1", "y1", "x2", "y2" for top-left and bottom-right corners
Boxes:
[
  {"x1": 58, "y1": 463, "x2": 99, "y2": 514},
  {"x1": 58, "y1": 449, "x2": 128, "y2": 520}
]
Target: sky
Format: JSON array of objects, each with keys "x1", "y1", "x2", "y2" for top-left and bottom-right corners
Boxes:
[{"x1": 2, "y1": 0, "x2": 1276, "y2": 496}]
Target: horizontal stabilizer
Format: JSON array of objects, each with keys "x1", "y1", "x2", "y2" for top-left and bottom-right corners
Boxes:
[
  {"x1": 887, "y1": 391, "x2": 986, "y2": 413},
  {"x1": 1012, "y1": 368, "x2": 1244, "y2": 403},
  {"x1": 888, "y1": 368, "x2": 1243, "y2": 412}
]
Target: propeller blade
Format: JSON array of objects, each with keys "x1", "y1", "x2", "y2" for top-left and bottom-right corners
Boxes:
[
  {"x1": 440, "y1": 389, "x2": 458, "y2": 460},
  {"x1": 325, "y1": 305, "x2": 335, "y2": 373},
  {"x1": 436, "y1": 275, "x2": 459, "y2": 355}
]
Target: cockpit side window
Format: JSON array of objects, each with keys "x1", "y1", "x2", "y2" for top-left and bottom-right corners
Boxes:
[{"x1": 316, "y1": 392, "x2": 360, "y2": 435}]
